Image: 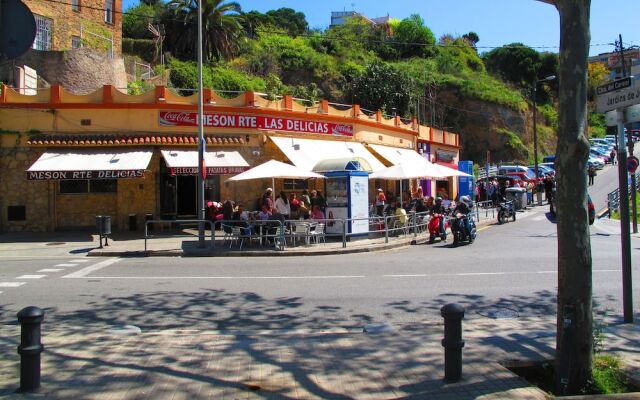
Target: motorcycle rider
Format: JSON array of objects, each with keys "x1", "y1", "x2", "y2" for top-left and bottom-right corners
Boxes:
[
  {"x1": 430, "y1": 197, "x2": 447, "y2": 237},
  {"x1": 452, "y1": 195, "x2": 473, "y2": 242}
]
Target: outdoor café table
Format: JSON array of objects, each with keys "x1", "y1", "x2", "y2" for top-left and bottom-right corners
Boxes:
[{"x1": 252, "y1": 219, "x2": 282, "y2": 246}]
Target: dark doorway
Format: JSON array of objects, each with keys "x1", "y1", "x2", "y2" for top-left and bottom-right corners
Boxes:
[{"x1": 177, "y1": 175, "x2": 197, "y2": 217}]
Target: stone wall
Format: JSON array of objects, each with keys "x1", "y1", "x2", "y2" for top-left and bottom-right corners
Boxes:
[{"x1": 0, "y1": 48, "x2": 127, "y2": 94}]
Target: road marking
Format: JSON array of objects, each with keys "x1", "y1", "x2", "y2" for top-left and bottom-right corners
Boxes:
[
  {"x1": 38, "y1": 269, "x2": 63, "y2": 273},
  {"x1": 17, "y1": 275, "x2": 46, "y2": 279},
  {"x1": 70, "y1": 259, "x2": 90, "y2": 263},
  {"x1": 532, "y1": 216, "x2": 546, "y2": 221},
  {"x1": 457, "y1": 272, "x2": 505, "y2": 276},
  {"x1": 536, "y1": 271, "x2": 556, "y2": 274},
  {"x1": 477, "y1": 226, "x2": 491, "y2": 232},
  {"x1": 63, "y1": 258, "x2": 122, "y2": 278},
  {"x1": 55, "y1": 263, "x2": 78, "y2": 267},
  {"x1": 0, "y1": 282, "x2": 26, "y2": 287},
  {"x1": 82, "y1": 275, "x2": 367, "y2": 280}
]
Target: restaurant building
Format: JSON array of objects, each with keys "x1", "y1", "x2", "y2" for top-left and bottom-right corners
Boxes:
[{"x1": 0, "y1": 84, "x2": 460, "y2": 232}]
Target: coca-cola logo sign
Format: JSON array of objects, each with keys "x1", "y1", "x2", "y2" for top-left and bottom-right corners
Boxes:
[{"x1": 159, "y1": 111, "x2": 353, "y2": 137}]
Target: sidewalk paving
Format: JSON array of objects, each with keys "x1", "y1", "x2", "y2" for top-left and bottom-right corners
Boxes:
[{"x1": 1, "y1": 317, "x2": 639, "y2": 399}]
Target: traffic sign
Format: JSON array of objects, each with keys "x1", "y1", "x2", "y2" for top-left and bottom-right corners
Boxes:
[
  {"x1": 627, "y1": 156, "x2": 639, "y2": 173},
  {"x1": 627, "y1": 104, "x2": 640, "y2": 123},
  {"x1": 596, "y1": 77, "x2": 640, "y2": 113}
]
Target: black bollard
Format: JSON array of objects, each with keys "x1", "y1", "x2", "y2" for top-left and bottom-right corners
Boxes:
[
  {"x1": 17, "y1": 306, "x2": 45, "y2": 393},
  {"x1": 441, "y1": 303, "x2": 465, "y2": 382}
]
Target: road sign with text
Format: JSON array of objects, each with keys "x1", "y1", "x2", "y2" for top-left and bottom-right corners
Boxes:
[{"x1": 597, "y1": 77, "x2": 640, "y2": 113}]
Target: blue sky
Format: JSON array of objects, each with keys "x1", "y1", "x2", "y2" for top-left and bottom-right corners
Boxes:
[{"x1": 124, "y1": 0, "x2": 639, "y2": 56}]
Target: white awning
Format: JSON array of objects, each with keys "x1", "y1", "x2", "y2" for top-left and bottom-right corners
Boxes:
[
  {"x1": 270, "y1": 136, "x2": 386, "y2": 172},
  {"x1": 368, "y1": 144, "x2": 427, "y2": 166},
  {"x1": 26, "y1": 149, "x2": 153, "y2": 180},
  {"x1": 160, "y1": 149, "x2": 250, "y2": 175}
]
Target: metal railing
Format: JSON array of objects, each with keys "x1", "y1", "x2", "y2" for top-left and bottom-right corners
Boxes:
[{"x1": 607, "y1": 171, "x2": 640, "y2": 215}]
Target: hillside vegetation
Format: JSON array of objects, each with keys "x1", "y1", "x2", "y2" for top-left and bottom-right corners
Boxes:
[{"x1": 122, "y1": 2, "x2": 608, "y2": 164}]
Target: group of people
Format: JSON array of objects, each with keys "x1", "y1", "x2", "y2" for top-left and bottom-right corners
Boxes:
[
  {"x1": 372, "y1": 187, "x2": 474, "y2": 239},
  {"x1": 208, "y1": 187, "x2": 330, "y2": 238},
  {"x1": 373, "y1": 187, "x2": 446, "y2": 217}
]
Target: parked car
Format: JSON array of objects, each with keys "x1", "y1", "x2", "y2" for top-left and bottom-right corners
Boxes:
[
  {"x1": 539, "y1": 162, "x2": 556, "y2": 171},
  {"x1": 497, "y1": 166, "x2": 538, "y2": 183},
  {"x1": 590, "y1": 149, "x2": 609, "y2": 164},
  {"x1": 588, "y1": 156, "x2": 605, "y2": 169},
  {"x1": 550, "y1": 194, "x2": 595, "y2": 225},
  {"x1": 529, "y1": 165, "x2": 554, "y2": 177},
  {"x1": 542, "y1": 155, "x2": 556, "y2": 164}
]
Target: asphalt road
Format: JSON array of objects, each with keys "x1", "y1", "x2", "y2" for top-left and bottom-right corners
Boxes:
[{"x1": 1, "y1": 204, "x2": 638, "y2": 333}]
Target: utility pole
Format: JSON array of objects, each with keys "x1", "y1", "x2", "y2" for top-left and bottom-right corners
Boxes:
[
  {"x1": 615, "y1": 34, "x2": 633, "y2": 322},
  {"x1": 196, "y1": 0, "x2": 206, "y2": 247}
]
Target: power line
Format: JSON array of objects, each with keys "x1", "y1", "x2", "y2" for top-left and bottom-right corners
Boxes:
[{"x1": 31, "y1": 0, "x2": 619, "y2": 52}]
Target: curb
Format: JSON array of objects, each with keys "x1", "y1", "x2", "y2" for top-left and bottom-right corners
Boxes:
[{"x1": 88, "y1": 218, "x2": 498, "y2": 257}]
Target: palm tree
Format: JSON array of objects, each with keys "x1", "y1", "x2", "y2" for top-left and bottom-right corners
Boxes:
[{"x1": 165, "y1": 0, "x2": 243, "y2": 62}]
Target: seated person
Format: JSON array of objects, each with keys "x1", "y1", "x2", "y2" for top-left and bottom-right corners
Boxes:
[
  {"x1": 430, "y1": 197, "x2": 447, "y2": 235},
  {"x1": 451, "y1": 195, "x2": 473, "y2": 237},
  {"x1": 232, "y1": 204, "x2": 252, "y2": 235},
  {"x1": 310, "y1": 205, "x2": 325, "y2": 221},
  {"x1": 257, "y1": 204, "x2": 271, "y2": 221},
  {"x1": 394, "y1": 201, "x2": 407, "y2": 225}
]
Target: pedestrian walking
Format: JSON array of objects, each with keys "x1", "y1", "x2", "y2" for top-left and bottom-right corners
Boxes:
[
  {"x1": 588, "y1": 165, "x2": 596, "y2": 186},
  {"x1": 375, "y1": 188, "x2": 387, "y2": 216},
  {"x1": 610, "y1": 148, "x2": 617, "y2": 165}
]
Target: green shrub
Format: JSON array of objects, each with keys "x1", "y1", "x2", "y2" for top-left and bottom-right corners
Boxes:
[
  {"x1": 168, "y1": 59, "x2": 266, "y2": 96},
  {"x1": 123, "y1": 38, "x2": 157, "y2": 63}
]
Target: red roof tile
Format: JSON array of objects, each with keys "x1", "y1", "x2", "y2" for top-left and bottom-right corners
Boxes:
[{"x1": 26, "y1": 134, "x2": 245, "y2": 147}]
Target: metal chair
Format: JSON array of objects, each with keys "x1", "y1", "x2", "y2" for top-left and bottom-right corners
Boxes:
[
  {"x1": 310, "y1": 223, "x2": 326, "y2": 244},
  {"x1": 291, "y1": 221, "x2": 310, "y2": 246}
]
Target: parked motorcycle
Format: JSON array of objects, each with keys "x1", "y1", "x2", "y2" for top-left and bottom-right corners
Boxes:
[
  {"x1": 428, "y1": 211, "x2": 449, "y2": 244},
  {"x1": 451, "y1": 213, "x2": 477, "y2": 247},
  {"x1": 497, "y1": 200, "x2": 516, "y2": 224}
]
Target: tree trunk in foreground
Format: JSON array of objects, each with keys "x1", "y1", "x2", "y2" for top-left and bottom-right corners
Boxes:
[{"x1": 553, "y1": 0, "x2": 593, "y2": 395}]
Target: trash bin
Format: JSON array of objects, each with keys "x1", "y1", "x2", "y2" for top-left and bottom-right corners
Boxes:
[
  {"x1": 128, "y1": 214, "x2": 137, "y2": 231},
  {"x1": 96, "y1": 215, "x2": 111, "y2": 235},
  {"x1": 145, "y1": 214, "x2": 153, "y2": 232},
  {"x1": 505, "y1": 188, "x2": 526, "y2": 210}
]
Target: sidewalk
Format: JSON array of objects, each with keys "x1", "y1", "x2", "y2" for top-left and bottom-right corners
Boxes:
[
  {"x1": 1, "y1": 317, "x2": 639, "y2": 399},
  {"x1": 0, "y1": 208, "x2": 506, "y2": 258}
]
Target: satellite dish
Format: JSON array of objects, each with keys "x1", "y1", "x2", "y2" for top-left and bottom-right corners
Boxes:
[{"x1": 0, "y1": 0, "x2": 37, "y2": 60}]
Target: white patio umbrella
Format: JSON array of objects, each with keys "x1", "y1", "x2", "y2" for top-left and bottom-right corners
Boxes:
[
  {"x1": 369, "y1": 162, "x2": 445, "y2": 206},
  {"x1": 226, "y1": 159, "x2": 325, "y2": 201},
  {"x1": 432, "y1": 163, "x2": 473, "y2": 178}
]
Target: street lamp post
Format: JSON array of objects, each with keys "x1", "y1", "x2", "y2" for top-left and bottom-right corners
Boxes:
[
  {"x1": 196, "y1": 0, "x2": 205, "y2": 247},
  {"x1": 532, "y1": 75, "x2": 556, "y2": 206}
]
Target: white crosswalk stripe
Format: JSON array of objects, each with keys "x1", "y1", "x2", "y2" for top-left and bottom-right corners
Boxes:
[
  {"x1": 70, "y1": 259, "x2": 90, "y2": 263},
  {"x1": 38, "y1": 268, "x2": 63, "y2": 273},
  {"x1": 17, "y1": 275, "x2": 47, "y2": 279},
  {"x1": 0, "y1": 282, "x2": 26, "y2": 287},
  {"x1": 55, "y1": 264, "x2": 78, "y2": 267}
]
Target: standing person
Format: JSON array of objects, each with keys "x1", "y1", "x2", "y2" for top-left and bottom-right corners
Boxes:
[
  {"x1": 310, "y1": 205, "x2": 325, "y2": 220},
  {"x1": 315, "y1": 190, "x2": 327, "y2": 212},
  {"x1": 610, "y1": 148, "x2": 617, "y2": 165},
  {"x1": 289, "y1": 193, "x2": 300, "y2": 219},
  {"x1": 543, "y1": 175, "x2": 554, "y2": 204},
  {"x1": 375, "y1": 188, "x2": 386, "y2": 216},
  {"x1": 274, "y1": 191, "x2": 291, "y2": 220},
  {"x1": 262, "y1": 188, "x2": 275, "y2": 213},
  {"x1": 300, "y1": 189, "x2": 311, "y2": 208},
  {"x1": 588, "y1": 165, "x2": 596, "y2": 186}
]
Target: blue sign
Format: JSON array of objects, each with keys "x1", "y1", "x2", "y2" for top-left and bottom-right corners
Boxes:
[{"x1": 457, "y1": 161, "x2": 474, "y2": 200}]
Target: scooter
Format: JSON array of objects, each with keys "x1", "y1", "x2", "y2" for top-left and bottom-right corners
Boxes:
[
  {"x1": 451, "y1": 213, "x2": 477, "y2": 247},
  {"x1": 497, "y1": 200, "x2": 516, "y2": 224},
  {"x1": 428, "y1": 211, "x2": 449, "y2": 243}
]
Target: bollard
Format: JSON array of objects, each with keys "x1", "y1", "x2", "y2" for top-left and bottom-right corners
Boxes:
[
  {"x1": 441, "y1": 303, "x2": 465, "y2": 382},
  {"x1": 17, "y1": 306, "x2": 45, "y2": 393}
]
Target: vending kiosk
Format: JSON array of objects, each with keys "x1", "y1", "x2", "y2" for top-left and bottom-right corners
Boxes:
[{"x1": 313, "y1": 158, "x2": 370, "y2": 236}]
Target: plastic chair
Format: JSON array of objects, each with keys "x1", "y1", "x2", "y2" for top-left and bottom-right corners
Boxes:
[
  {"x1": 292, "y1": 222, "x2": 310, "y2": 246},
  {"x1": 310, "y1": 223, "x2": 326, "y2": 244}
]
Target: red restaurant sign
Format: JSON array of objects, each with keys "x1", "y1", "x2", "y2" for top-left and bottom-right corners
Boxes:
[
  {"x1": 170, "y1": 166, "x2": 250, "y2": 176},
  {"x1": 27, "y1": 170, "x2": 145, "y2": 180},
  {"x1": 159, "y1": 111, "x2": 354, "y2": 137}
]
